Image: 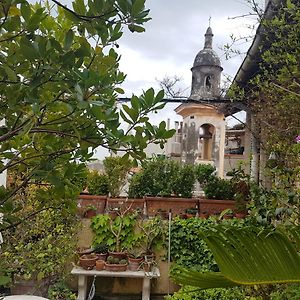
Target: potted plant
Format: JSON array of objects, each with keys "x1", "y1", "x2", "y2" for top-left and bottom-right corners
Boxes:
[
  {"x1": 138, "y1": 217, "x2": 166, "y2": 260},
  {"x1": 91, "y1": 212, "x2": 140, "y2": 261},
  {"x1": 103, "y1": 156, "x2": 132, "y2": 197},
  {"x1": 185, "y1": 207, "x2": 198, "y2": 218},
  {"x1": 93, "y1": 244, "x2": 108, "y2": 261},
  {"x1": 220, "y1": 209, "x2": 234, "y2": 220},
  {"x1": 104, "y1": 256, "x2": 127, "y2": 272},
  {"x1": 79, "y1": 253, "x2": 98, "y2": 270},
  {"x1": 199, "y1": 210, "x2": 209, "y2": 219},
  {"x1": 127, "y1": 248, "x2": 144, "y2": 271}
]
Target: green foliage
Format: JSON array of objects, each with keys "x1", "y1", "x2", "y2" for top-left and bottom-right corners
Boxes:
[
  {"x1": 103, "y1": 156, "x2": 132, "y2": 197},
  {"x1": 195, "y1": 164, "x2": 216, "y2": 186},
  {"x1": 1, "y1": 191, "x2": 78, "y2": 282},
  {"x1": 138, "y1": 216, "x2": 166, "y2": 254},
  {"x1": 87, "y1": 170, "x2": 109, "y2": 195},
  {"x1": 70, "y1": 163, "x2": 89, "y2": 192},
  {"x1": 270, "y1": 284, "x2": 300, "y2": 300},
  {"x1": 170, "y1": 217, "x2": 218, "y2": 271},
  {"x1": 128, "y1": 157, "x2": 196, "y2": 198},
  {"x1": 48, "y1": 280, "x2": 77, "y2": 300},
  {"x1": 0, "y1": 0, "x2": 175, "y2": 231},
  {"x1": 91, "y1": 213, "x2": 143, "y2": 252},
  {"x1": 166, "y1": 285, "x2": 245, "y2": 300},
  {"x1": 203, "y1": 177, "x2": 235, "y2": 200},
  {"x1": 173, "y1": 164, "x2": 196, "y2": 198},
  {"x1": 173, "y1": 225, "x2": 300, "y2": 290}
]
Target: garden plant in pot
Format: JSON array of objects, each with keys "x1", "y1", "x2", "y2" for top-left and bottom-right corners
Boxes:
[
  {"x1": 138, "y1": 217, "x2": 166, "y2": 271},
  {"x1": 105, "y1": 256, "x2": 127, "y2": 272},
  {"x1": 79, "y1": 253, "x2": 98, "y2": 270},
  {"x1": 91, "y1": 210, "x2": 142, "y2": 261},
  {"x1": 93, "y1": 244, "x2": 108, "y2": 261}
]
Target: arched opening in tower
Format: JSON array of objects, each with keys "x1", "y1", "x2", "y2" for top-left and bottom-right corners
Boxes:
[
  {"x1": 199, "y1": 123, "x2": 215, "y2": 160},
  {"x1": 205, "y1": 75, "x2": 212, "y2": 91}
]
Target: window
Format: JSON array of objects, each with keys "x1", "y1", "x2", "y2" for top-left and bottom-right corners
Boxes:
[{"x1": 205, "y1": 75, "x2": 212, "y2": 91}]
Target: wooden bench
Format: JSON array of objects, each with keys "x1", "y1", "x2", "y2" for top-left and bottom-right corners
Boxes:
[{"x1": 71, "y1": 266, "x2": 160, "y2": 300}]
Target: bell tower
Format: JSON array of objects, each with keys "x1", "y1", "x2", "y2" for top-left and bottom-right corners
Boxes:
[
  {"x1": 174, "y1": 26, "x2": 226, "y2": 177},
  {"x1": 190, "y1": 27, "x2": 223, "y2": 101}
]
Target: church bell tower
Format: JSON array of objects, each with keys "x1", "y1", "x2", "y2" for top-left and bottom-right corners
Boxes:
[{"x1": 174, "y1": 26, "x2": 226, "y2": 177}]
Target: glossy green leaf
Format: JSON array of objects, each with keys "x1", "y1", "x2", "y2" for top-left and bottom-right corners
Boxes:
[
  {"x1": 132, "y1": 0, "x2": 145, "y2": 16},
  {"x1": 64, "y1": 29, "x2": 74, "y2": 50},
  {"x1": 173, "y1": 226, "x2": 300, "y2": 289}
]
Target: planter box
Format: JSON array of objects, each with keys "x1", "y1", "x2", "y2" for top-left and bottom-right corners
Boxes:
[
  {"x1": 77, "y1": 194, "x2": 107, "y2": 214},
  {"x1": 199, "y1": 198, "x2": 235, "y2": 215},
  {"x1": 145, "y1": 196, "x2": 198, "y2": 217},
  {"x1": 106, "y1": 197, "x2": 145, "y2": 214}
]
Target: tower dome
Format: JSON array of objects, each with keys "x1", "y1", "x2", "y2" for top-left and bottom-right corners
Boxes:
[
  {"x1": 193, "y1": 27, "x2": 222, "y2": 68},
  {"x1": 189, "y1": 27, "x2": 223, "y2": 101}
]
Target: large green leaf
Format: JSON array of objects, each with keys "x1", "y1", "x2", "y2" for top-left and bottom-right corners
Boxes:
[{"x1": 173, "y1": 226, "x2": 300, "y2": 289}]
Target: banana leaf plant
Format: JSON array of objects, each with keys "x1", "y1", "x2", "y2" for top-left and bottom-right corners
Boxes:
[{"x1": 172, "y1": 225, "x2": 300, "y2": 289}]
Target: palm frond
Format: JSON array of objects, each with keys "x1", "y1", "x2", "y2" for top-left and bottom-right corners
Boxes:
[{"x1": 172, "y1": 226, "x2": 300, "y2": 289}]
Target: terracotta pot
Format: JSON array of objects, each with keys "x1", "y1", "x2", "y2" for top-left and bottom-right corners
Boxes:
[
  {"x1": 145, "y1": 196, "x2": 199, "y2": 217},
  {"x1": 235, "y1": 212, "x2": 247, "y2": 219},
  {"x1": 108, "y1": 251, "x2": 127, "y2": 260},
  {"x1": 179, "y1": 213, "x2": 187, "y2": 219},
  {"x1": 128, "y1": 257, "x2": 144, "y2": 271},
  {"x1": 95, "y1": 260, "x2": 105, "y2": 271},
  {"x1": 223, "y1": 214, "x2": 233, "y2": 219},
  {"x1": 77, "y1": 247, "x2": 94, "y2": 256},
  {"x1": 104, "y1": 262, "x2": 127, "y2": 272},
  {"x1": 199, "y1": 212, "x2": 209, "y2": 219},
  {"x1": 96, "y1": 253, "x2": 108, "y2": 261},
  {"x1": 199, "y1": 198, "x2": 235, "y2": 215},
  {"x1": 79, "y1": 254, "x2": 98, "y2": 270}
]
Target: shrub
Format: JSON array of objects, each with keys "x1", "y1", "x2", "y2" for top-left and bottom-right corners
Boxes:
[
  {"x1": 170, "y1": 217, "x2": 218, "y2": 271},
  {"x1": 165, "y1": 286, "x2": 245, "y2": 300},
  {"x1": 195, "y1": 164, "x2": 216, "y2": 186},
  {"x1": 203, "y1": 177, "x2": 235, "y2": 200},
  {"x1": 173, "y1": 164, "x2": 196, "y2": 198},
  {"x1": 128, "y1": 172, "x2": 147, "y2": 198},
  {"x1": 128, "y1": 157, "x2": 196, "y2": 198},
  {"x1": 103, "y1": 156, "x2": 132, "y2": 197},
  {"x1": 87, "y1": 170, "x2": 109, "y2": 195}
]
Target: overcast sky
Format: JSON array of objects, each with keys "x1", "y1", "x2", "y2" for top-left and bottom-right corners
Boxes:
[
  {"x1": 111, "y1": 0, "x2": 263, "y2": 129},
  {"x1": 118, "y1": 0, "x2": 263, "y2": 95},
  {"x1": 52, "y1": 0, "x2": 264, "y2": 158}
]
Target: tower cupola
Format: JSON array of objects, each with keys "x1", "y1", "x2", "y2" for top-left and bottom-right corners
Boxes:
[{"x1": 189, "y1": 27, "x2": 223, "y2": 101}]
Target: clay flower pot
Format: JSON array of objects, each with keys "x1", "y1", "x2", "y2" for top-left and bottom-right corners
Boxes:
[
  {"x1": 235, "y1": 212, "x2": 247, "y2": 219},
  {"x1": 79, "y1": 254, "x2": 98, "y2": 270},
  {"x1": 77, "y1": 247, "x2": 93, "y2": 256},
  {"x1": 104, "y1": 262, "x2": 127, "y2": 272},
  {"x1": 108, "y1": 251, "x2": 127, "y2": 260},
  {"x1": 96, "y1": 253, "x2": 108, "y2": 261},
  {"x1": 95, "y1": 260, "x2": 105, "y2": 271},
  {"x1": 128, "y1": 257, "x2": 144, "y2": 271}
]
